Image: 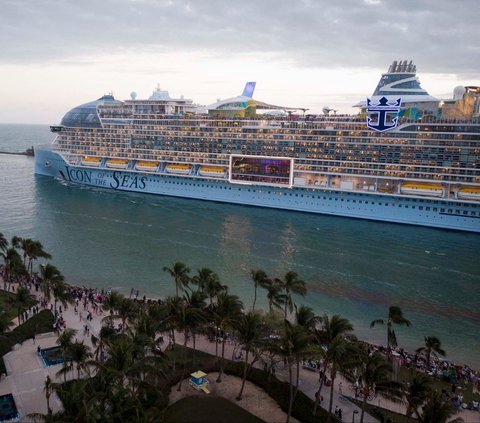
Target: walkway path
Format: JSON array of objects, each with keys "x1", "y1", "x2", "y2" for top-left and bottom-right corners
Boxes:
[{"x1": 1, "y1": 279, "x2": 477, "y2": 422}]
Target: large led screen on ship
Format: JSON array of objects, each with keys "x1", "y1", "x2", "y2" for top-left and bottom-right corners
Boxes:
[{"x1": 229, "y1": 155, "x2": 293, "y2": 187}]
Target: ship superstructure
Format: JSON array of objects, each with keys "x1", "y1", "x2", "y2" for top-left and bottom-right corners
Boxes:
[{"x1": 35, "y1": 62, "x2": 480, "y2": 232}]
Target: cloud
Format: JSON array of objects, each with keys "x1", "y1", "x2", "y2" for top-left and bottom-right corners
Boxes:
[{"x1": 0, "y1": 0, "x2": 478, "y2": 75}]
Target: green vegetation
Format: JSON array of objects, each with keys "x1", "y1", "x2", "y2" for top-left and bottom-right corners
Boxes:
[
  {"x1": 0, "y1": 290, "x2": 22, "y2": 320},
  {"x1": 2, "y1": 231, "x2": 476, "y2": 423},
  {"x1": 0, "y1": 310, "x2": 54, "y2": 373},
  {"x1": 164, "y1": 396, "x2": 266, "y2": 423}
]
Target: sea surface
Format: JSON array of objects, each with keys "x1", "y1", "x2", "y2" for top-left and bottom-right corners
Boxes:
[{"x1": 1, "y1": 123, "x2": 479, "y2": 368}]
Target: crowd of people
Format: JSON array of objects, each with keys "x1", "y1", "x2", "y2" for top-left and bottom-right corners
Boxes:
[{"x1": 1, "y1": 263, "x2": 480, "y2": 416}]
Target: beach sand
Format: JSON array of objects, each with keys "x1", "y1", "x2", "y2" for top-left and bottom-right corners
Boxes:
[{"x1": 169, "y1": 371, "x2": 299, "y2": 423}]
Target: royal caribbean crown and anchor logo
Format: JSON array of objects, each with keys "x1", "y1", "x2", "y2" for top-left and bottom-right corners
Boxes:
[{"x1": 366, "y1": 96, "x2": 402, "y2": 132}]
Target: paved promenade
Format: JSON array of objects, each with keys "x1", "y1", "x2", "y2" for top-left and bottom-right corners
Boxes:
[{"x1": 1, "y1": 280, "x2": 477, "y2": 422}]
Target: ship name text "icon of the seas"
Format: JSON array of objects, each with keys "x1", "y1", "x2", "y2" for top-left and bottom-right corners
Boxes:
[{"x1": 366, "y1": 96, "x2": 402, "y2": 132}]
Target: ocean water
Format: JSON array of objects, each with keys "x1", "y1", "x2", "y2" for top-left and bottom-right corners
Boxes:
[{"x1": 0, "y1": 123, "x2": 479, "y2": 367}]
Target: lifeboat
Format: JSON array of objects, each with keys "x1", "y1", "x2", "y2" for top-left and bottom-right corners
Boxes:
[
  {"x1": 458, "y1": 186, "x2": 480, "y2": 200},
  {"x1": 135, "y1": 160, "x2": 159, "y2": 172},
  {"x1": 106, "y1": 158, "x2": 129, "y2": 169},
  {"x1": 80, "y1": 156, "x2": 102, "y2": 167},
  {"x1": 198, "y1": 166, "x2": 226, "y2": 178},
  {"x1": 400, "y1": 183, "x2": 443, "y2": 197},
  {"x1": 165, "y1": 163, "x2": 191, "y2": 175}
]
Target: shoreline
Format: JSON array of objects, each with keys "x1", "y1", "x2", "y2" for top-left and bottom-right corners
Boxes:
[
  {"x1": 57, "y1": 279, "x2": 480, "y2": 372},
  {"x1": 62, "y1": 280, "x2": 480, "y2": 375}
]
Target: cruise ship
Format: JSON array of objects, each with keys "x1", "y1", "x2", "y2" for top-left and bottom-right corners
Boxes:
[{"x1": 35, "y1": 61, "x2": 480, "y2": 233}]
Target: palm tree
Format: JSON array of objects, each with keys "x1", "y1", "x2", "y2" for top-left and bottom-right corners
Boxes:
[
  {"x1": 2, "y1": 247, "x2": 26, "y2": 286},
  {"x1": 405, "y1": 374, "x2": 431, "y2": 421},
  {"x1": 0, "y1": 232, "x2": 8, "y2": 252},
  {"x1": 276, "y1": 321, "x2": 310, "y2": 423},
  {"x1": 275, "y1": 271, "x2": 307, "y2": 319},
  {"x1": 370, "y1": 305, "x2": 411, "y2": 351},
  {"x1": 102, "y1": 290, "x2": 124, "y2": 325},
  {"x1": 10, "y1": 286, "x2": 36, "y2": 325},
  {"x1": 39, "y1": 264, "x2": 64, "y2": 303},
  {"x1": 355, "y1": 350, "x2": 404, "y2": 423},
  {"x1": 173, "y1": 297, "x2": 205, "y2": 391},
  {"x1": 69, "y1": 340, "x2": 92, "y2": 379},
  {"x1": 265, "y1": 279, "x2": 284, "y2": 313},
  {"x1": 44, "y1": 375, "x2": 54, "y2": 415},
  {"x1": 234, "y1": 311, "x2": 266, "y2": 400},
  {"x1": 214, "y1": 292, "x2": 243, "y2": 382},
  {"x1": 250, "y1": 269, "x2": 269, "y2": 311},
  {"x1": 324, "y1": 335, "x2": 357, "y2": 423},
  {"x1": 56, "y1": 328, "x2": 77, "y2": 382},
  {"x1": 295, "y1": 304, "x2": 320, "y2": 333},
  {"x1": 191, "y1": 267, "x2": 217, "y2": 292},
  {"x1": 112, "y1": 297, "x2": 138, "y2": 334},
  {"x1": 417, "y1": 391, "x2": 464, "y2": 423},
  {"x1": 51, "y1": 281, "x2": 73, "y2": 316},
  {"x1": 313, "y1": 314, "x2": 353, "y2": 416},
  {"x1": 163, "y1": 261, "x2": 190, "y2": 296},
  {"x1": 184, "y1": 289, "x2": 207, "y2": 364},
  {"x1": 21, "y1": 238, "x2": 52, "y2": 275},
  {"x1": 416, "y1": 336, "x2": 446, "y2": 366}
]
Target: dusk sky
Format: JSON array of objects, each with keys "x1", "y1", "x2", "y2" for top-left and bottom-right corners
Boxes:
[{"x1": 1, "y1": 0, "x2": 479, "y2": 124}]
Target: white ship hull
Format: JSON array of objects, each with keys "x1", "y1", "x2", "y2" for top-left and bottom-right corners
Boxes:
[{"x1": 34, "y1": 147, "x2": 480, "y2": 233}]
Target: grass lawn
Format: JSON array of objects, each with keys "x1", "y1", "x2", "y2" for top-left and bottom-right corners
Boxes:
[
  {"x1": 163, "y1": 396, "x2": 266, "y2": 423},
  {"x1": 0, "y1": 290, "x2": 21, "y2": 320},
  {"x1": 0, "y1": 309, "x2": 54, "y2": 373}
]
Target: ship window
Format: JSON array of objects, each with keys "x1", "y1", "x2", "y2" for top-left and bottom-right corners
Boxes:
[
  {"x1": 405, "y1": 205, "x2": 408, "y2": 208},
  {"x1": 426, "y1": 207, "x2": 430, "y2": 211},
  {"x1": 455, "y1": 210, "x2": 460, "y2": 214},
  {"x1": 471, "y1": 211, "x2": 476, "y2": 216},
  {"x1": 463, "y1": 211, "x2": 468, "y2": 215},
  {"x1": 448, "y1": 209, "x2": 452, "y2": 213},
  {"x1": 440, "y1": 208, "x2": 445, "y2": 212},
  {"x1": 385, "y1": 203, "x2": 388, "y2": 206},
  {"x1": 433, "y1": 208, "x2": 437, "y2": 212}
]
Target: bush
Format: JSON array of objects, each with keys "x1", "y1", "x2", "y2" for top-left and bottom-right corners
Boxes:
[{"x1": 0, "y1": 310, "x2": 54, "y2": 373}]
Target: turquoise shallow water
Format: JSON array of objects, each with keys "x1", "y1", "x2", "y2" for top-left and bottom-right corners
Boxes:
[{"x1": 0, "y1": 123, "x2": 479, "y2": 367}]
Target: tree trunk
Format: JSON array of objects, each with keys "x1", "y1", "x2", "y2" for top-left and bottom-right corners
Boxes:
[
  {"x1": 293, "y1": 360, "x2": 300, "y2": 400},
  {"x1": 312, "y1": 360, "x2": 328, "y2": 416},
  {"x1": 326, "y1": 368, "x2": 336, "y2": 423},
  {"x1": 252, "y1": 285, "x2": 257, "y2": 311},
  {"x1": 192, "y1": 332, "x2": 196, "y2": 365},
  {"x1": 360, "y1": 392, "x2": 367, "y2": 423},
  {"x1": 177, "y1": 333, "x2": 188, "y2": 391},
  {"x1": 287, "y1": 361, "x2": 294, "y2": 423},
  {"x1": 217, "y1": 331, "x2": 226, "y2": 383},
  {"x1": 237, "y1": 349, "x2": 250, "y2": 400}
]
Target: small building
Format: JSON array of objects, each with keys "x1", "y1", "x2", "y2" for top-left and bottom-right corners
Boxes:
[{"x1": 189, "y1": 370, "x2": 210, "y2": 394}]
